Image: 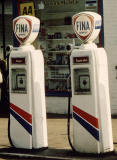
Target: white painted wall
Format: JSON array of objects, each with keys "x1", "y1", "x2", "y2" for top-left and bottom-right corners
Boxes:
[
  {"x1": 103, "y1": 0, "x2": 117, "y2": 114},
  {"x1": 46, "y1": 97, "x2": 72, "y2": 114}
]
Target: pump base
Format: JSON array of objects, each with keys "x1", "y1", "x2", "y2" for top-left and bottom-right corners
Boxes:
[
  {"x1": 0, "y1": 147, "x2": 116, "y2": 160},
  {"x1": 70, "y1": 150, "x2": 115, "y2": 157},
  {"x1": 5, "y1": 146, "x2": 48, "y2": 152}
]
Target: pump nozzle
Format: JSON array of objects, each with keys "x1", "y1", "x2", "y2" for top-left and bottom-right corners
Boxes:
[{"x1": 66, "y1": 39, "x2": 79, "y2": 53}]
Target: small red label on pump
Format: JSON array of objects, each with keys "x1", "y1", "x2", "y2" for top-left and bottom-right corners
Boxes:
[
  {"x1": 73, "y1": 56, "x2": 89, "y2": 64},
  {"x1": 11, "y1": 58, "x2": 25, "y2": 64}
]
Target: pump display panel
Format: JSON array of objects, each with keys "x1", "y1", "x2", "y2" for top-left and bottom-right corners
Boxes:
[
  {"x1": 74, "y1": 68, "x2": 91, "y2": 95},
  {"x1": 11, "y1": 68, "x2": 27, "y2": 93}
]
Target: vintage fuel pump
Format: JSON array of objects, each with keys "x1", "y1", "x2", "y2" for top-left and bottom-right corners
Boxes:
[
  {"x1": 9, "y1": 15, "x2": 48, "y2": 149},
  {"x1": 70, "y1": 12, "x2": 113, "y2": 154}
]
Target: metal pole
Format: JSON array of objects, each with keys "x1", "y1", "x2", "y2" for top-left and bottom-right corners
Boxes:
[{"x1": 1, "y1": 0, "x2": 6, "y2": 59}]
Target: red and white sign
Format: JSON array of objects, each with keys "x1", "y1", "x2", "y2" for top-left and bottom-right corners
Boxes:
[
  {"x1": 72, "y1": 12, "x2": 101, "y2": 43},
  {"x1": 73, "y1": 56, "x2": 89, "y2": 64},
  {"x1": 13, "y1": 17, "x2": 32, "y2": 44},
  {"x1": 13, "y1": 15, "x2": 40, "y2": 45},
  {"x1": 73, "y1": 14, "x2": 94, "y2": 42},
  {"x1": 11, "y1": 58, "x2": 26, "y2": 64}
]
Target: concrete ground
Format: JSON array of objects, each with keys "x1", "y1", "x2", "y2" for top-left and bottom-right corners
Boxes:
[{"x1": 0, "y1": 115, "x2": 116, "y2": 159}]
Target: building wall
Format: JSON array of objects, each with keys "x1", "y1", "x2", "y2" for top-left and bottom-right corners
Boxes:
[
  {"x1": 46, "y1": 97, "x2": 72, "y2": 114},
  {"x1": 1, "y1": 0, "x2": 117, "y2": 115},
  {"x1": 103, "y1": 0, "x2": 117, "y2": 114},
  {"x1": 0, "y1": 1, "x2": 13, "y2": 59}
]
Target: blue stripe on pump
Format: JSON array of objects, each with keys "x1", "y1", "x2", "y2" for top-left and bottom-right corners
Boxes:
[
  {"x1": 73, "y1": 112, "x2": 99, "y2": 141},
  {"x1": 10, "y1": 108, "x2": 32, "y2": 135}
]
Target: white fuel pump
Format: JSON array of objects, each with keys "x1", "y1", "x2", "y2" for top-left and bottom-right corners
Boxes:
[
  {"x1": 70, "y1": 12, "x2": 113, "y2": 154},
  {"x1": 9, "y1": 15, "x2": 48, "y2": 149}
]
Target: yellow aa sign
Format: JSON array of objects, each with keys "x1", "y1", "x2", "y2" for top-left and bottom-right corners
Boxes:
[{"x1": 20, "y1": 2, "x2": 35, "y2": 16}]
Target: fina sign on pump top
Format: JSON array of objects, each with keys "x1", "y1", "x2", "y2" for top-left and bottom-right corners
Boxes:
[
  {"x1": 72, "y1": 12, "x2": 101, "y2": 43},
  {"x1": 13, "y1": 16, "x2": 40, "y2": 45}
]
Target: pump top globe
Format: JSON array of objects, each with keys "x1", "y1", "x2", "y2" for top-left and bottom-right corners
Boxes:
[
  {"x1": 13, "y1": 15, "x2": 40, "y2": 45},
  {"x1": 72, "y1": 12, "x2": 101, "y2": 43}
]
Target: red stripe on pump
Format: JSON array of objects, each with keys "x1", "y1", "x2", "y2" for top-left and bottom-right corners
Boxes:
[
  {"x1": 73, "y1": 105, "x2": 99, "y2": 129},
  {"x1": 10, "y1": 103, "x2": 32, "y2": 124}
]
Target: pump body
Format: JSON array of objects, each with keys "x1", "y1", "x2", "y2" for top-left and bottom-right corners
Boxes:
[
  {"x1": 9, "y1": 45, "x2": 48, "y2": 149},
  {"x1": 70, "y1": 43, "x2": 113, "y2": 153}
]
